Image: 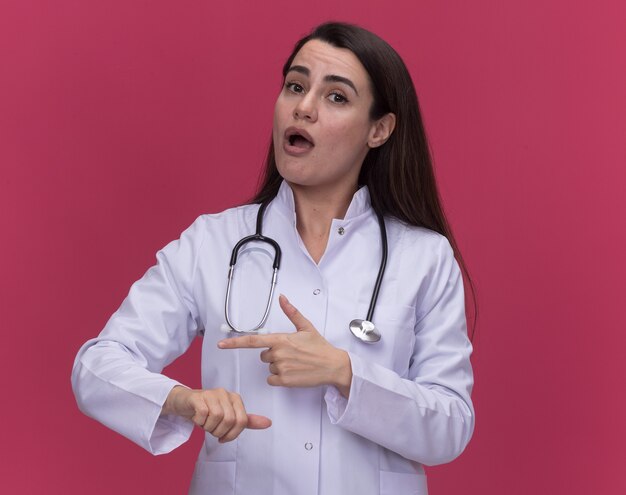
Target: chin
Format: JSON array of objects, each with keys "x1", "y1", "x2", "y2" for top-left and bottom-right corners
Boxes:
[{"x1": 276, "y1": 162, "x2": 314, "y2": 186}]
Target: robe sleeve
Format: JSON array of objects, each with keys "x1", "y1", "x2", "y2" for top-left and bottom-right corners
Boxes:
[
  {"x1": 324, "y1": 235, "x2": 474, "y2": 465},
  {"x1": 71, "y1": 216, "x2": 207, "y2": 455}
]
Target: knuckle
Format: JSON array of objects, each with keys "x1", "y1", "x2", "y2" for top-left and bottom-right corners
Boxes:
[
  {"x1": 276, "y1": 362, "x2": 290, "y2": 374},
  {"x1": 196, "y1": 403, "x2": 209, "y2": 417}
]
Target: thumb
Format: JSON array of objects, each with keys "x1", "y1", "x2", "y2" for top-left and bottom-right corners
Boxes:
[
  {"x1": 279, "y1": 294, "x2": 315, "y2": 332},
  {"x1": 246, "y1": 414, "x2": 272, "y2": 429}
]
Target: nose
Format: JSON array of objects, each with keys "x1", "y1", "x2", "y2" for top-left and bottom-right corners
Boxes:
[{"x1": 293, "y1": 93, "x2": 318, "y2": 122}]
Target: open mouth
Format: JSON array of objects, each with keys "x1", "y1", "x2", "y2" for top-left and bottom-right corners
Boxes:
[
  {"x1": 285, "y1": 128, "x2": 315, "y2": 150},
  {"x1": 288, "y1": 135, "x2": 313, "y2": 148}
]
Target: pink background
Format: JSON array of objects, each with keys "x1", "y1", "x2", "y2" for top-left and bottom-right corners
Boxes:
[{"x1": 2, "y1": 1, "x2": 625, "y2": 493}]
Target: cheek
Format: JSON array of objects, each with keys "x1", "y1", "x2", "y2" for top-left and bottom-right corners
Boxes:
[
  {"x1": 273, "y1": 94, "x2": 289, "y2": 124},
  {"x1": 272, "y1": 102, "x2": 280, "y2": 129},
  {"x1": 326, "y1": 120, "x2": 370, "y2": 152},
  {"x1": 272, "y1": 102, "x2": 284, "y2": 146}
]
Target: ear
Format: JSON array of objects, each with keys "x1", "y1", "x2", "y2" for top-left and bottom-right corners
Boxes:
[{"x1": 367, "y1": 113, "x2": 396, "y2": 148}]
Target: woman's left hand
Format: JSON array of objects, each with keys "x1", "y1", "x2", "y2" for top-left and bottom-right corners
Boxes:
[{"x1": 218, "y1": 295, "x2": 352, "y2": 397}]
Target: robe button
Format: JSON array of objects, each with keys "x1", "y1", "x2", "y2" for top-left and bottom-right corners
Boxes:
[
  {"x1": 313, "y1": 289, "x2": 321, "y2": 295},
  {"x1": 338, "y1": 227, "x2": 345, "y2": 235},
  {"x1": 304, "y1": 442, "x2": 313, "y2": 451}
]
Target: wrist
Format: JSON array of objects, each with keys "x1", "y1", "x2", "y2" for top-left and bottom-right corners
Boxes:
[
  {"x1": 332, "y1": 350, "x2": 353, "y2": 398},
  {"x1": 161, "y1": 385, "x2": 187, "y2": 416}
]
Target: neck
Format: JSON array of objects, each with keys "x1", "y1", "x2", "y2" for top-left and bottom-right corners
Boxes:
[
  {"x1": 288, "y1": 181, "x2": 357, "y2": 263},
  {"x1": 290, "y1": 182, "x2": 356, "y2": 234}
]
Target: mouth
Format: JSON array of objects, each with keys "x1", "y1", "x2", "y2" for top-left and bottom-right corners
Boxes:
[{"x1": 285, "y1": 127, "x2": 315, "y2": 151}]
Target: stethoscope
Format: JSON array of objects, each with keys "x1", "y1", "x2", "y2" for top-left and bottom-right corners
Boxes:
[{"x1": 224, "y1": 199, "x2": 388, "y2": 343}]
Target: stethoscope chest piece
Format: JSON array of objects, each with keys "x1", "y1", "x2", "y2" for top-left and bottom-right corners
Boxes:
[{"x1": 349, "y1": 319, "x2": 381, "y2": 343}]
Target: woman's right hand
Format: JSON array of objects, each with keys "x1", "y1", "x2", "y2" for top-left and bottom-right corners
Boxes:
[{"x1": 162, "y1": 385, "x2": 271, "y2": 442}]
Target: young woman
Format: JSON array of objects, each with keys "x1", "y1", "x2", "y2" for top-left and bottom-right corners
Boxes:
[{"x1": 72, "y1": 22, "x2": 475, "y2": 495}]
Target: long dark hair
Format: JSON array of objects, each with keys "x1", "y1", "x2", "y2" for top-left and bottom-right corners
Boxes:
[{"x1": 251, "y1": 22, "x2": 476, "y2": 338}]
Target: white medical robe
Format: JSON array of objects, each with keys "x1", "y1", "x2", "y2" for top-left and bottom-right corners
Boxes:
[{"x1": 72, "y1": 180, "x2": 474, "y2": 494}]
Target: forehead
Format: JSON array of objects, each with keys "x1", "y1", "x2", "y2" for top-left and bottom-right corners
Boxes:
[{"x1": 290, "y1": 40, "x2": 370, "y2": 86}]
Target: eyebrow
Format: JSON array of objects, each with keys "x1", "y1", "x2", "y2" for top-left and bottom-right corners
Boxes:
[{"x1": 287, "y1": 65, "x2": 359, "y2": 96}]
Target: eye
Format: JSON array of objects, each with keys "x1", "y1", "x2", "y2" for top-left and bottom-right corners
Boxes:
[
  {"x1": 285, "y1": 82, "x2": 305, "y2": 94},
  {"x1": 328, "y1": 91, "x2": 348, "y2": 104}
]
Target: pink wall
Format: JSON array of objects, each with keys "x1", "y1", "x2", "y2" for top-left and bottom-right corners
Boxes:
[{"x1": 2, "y1": 1, "x2": 625, "y2": 493}]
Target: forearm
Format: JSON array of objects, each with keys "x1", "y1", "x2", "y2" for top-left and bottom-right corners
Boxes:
[
  {"x1": 325, "y1": 352, "x2": 474, "y2": 465},
  {"x1": 72, "y1": 339, "x2": 193, "y2": 454}
]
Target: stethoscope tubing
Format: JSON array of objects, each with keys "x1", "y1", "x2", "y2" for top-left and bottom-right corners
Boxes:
[
  {"x1": 365, "y1": 209, "x2": 387, "y2": 323},
  {"x1": 224, "y1": 198, "x2": 388, "y2": 342},
  {"x1": 224, "y1": 202, "x2": 281, "y2": 332}
]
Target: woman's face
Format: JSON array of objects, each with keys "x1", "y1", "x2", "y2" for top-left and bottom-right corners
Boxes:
[{"x1": 272, "y1": 40, "x2": 380, "y2": 194}]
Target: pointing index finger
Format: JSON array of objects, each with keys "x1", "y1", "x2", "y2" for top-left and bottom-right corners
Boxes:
[{"x1": 218, "y1": 334, "x2": 279, "y2": 349}]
